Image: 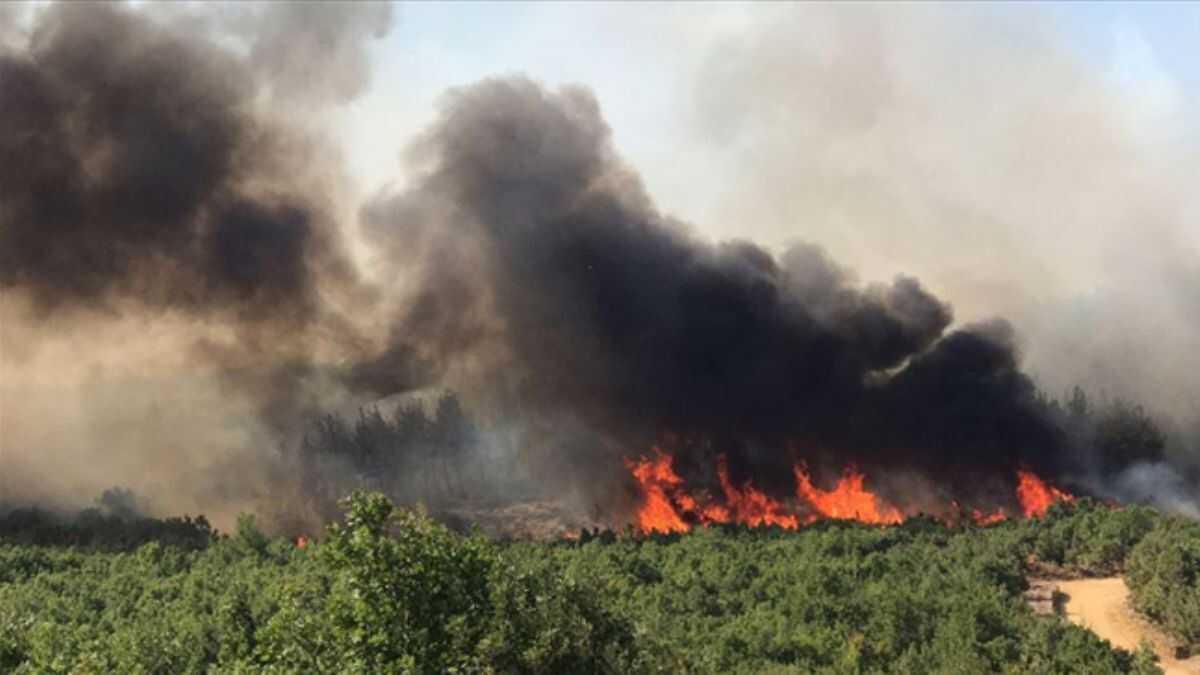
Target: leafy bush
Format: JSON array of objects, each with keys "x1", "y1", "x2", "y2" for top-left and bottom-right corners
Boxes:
[
  {"x1": 1, "y1": 493, "x2": 1189, "y2": 673},
  {"x1": 0, "y1": 493, "x2": 638, "y2": 673},
  {"x1": 1126, "y1": 517, "x2": 1200, "y2": 648},
  {"x1": 1028, "y1": 499, "x2": 1160, "y2": 574}
]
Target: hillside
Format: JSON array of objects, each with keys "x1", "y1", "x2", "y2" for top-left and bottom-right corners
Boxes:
[{"x1": 1, "y1": 496, "x2": 1197, "y2": 673}]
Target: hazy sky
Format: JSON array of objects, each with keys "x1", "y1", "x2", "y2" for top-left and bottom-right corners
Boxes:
[{"x1": 339, "y1": 2, "x2": 1199, "y2": 229}]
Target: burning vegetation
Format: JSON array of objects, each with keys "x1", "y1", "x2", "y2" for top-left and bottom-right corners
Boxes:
[
  {"x1": 624, "y1": 450, "x2": 1073, "y2": 534},
  {"x1": 0, "y1": 2, "x2": 1196, "y2": 536}
]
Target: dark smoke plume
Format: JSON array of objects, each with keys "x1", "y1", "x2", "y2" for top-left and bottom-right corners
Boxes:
[
  {"x1": 364, "y1": 77, "x2": 1071, "y2": 505},
  {"x1": 1, "y1": 4, "x2": 1180, "y2": 526},
  {"x1": 1, "y1": 1, "x2": 396, "y2": 522},
  {"x1": 1, "y1": 2, "x2": 346, "y2": 320}
]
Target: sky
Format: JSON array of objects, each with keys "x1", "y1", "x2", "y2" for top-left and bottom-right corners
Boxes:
[{"x1": 339, "y1": 2, "x2": 1200, "y2": 227}]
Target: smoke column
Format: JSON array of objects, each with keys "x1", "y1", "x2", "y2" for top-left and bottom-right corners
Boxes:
[
  {"x1": 362, "y1": 77, "x2": 1072, "y2": 507},
  {"x1": 1, "y1": 2, "x2": 1195, "y2": 526}
]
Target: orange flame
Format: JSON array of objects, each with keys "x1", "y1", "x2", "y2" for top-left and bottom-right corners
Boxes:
[
  {"x1": 624, "y1": 449, "x2": 1075, "y2": 534},
  {"x1": 970, "y1": 509, "x2": 1008, "y2": 526},
  {"x1": 623, "y1": 450, "x2": 690, "y2": 533},
  {"x1": 1016, "y1": 469, "x2": 1074, "y2": 517},
  {"x1": 715, "y1": 456, "x2": 801, "y2": 529},
  {"x1": 793, "y1": 464, "x2": 903, "y2": 524},
  {"x1": 950, "y1": 499, "x2": 1009, "y2": 526}
]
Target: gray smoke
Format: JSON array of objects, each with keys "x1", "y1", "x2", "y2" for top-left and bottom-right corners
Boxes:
[{"x1": 236, "y1": 1, "x2": 394, "y2": 106}]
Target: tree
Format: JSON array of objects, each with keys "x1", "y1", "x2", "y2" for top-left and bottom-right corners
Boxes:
[
  {"x1": 318, "y1": 492, "x2": 496, "y2": 672},
  {"x1": 1094, "y1": 399, "x2": 1165, "y2": 473},
  {"x1": 430, "y1": 392, "x2": 477, "y2": 499}
]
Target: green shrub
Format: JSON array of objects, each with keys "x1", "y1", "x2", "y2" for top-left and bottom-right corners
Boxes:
[
  {"x1": 2, "y1": 493, "x2": 1190, "y2": 673},
  {"x1": 1126, "y1": 517, "x2": 1200, "y2": 648}
]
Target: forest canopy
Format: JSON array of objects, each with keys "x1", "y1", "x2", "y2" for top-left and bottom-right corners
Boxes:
[{"x1": 3, "y1": 493, "x2": 1197, "y2": 673}]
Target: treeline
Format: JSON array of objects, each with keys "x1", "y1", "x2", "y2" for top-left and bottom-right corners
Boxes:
[
  {"x1": 289, "y1": 392, "x2": 539, "y2": 525},
  {"x1": 300, "y1": 393, "x2": 480, "y2": 494},
  {"x1": 292, "y1": 385, "x2": 1198, "y2": 518},
  {"x1": 1040, "y1": 386, "x2": 1171, "y2": 476},
  {"x1": 0, "y1": 488, "x2": 214, "y2": 552},
  {"x1": 3, "y1": 495, "x2": 1198, "y2": 673},
  {"x1": 307, "y1": 388, "x2": 1178, "y2": 475}
]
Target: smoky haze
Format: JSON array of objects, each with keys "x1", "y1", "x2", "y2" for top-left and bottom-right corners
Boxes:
[
  {"x1": 0, "y1": 1, "x2": 400, "y2": 525},
  {"x1": 1, "y1": 2, "x2": 1196, "y2": 528}
]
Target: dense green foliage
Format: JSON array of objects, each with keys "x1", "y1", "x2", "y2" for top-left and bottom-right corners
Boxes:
[
  {"x1": 1021, "y1": 502, "x2": 1200, "y2": 652},
  {"x1": 0, "y1": 494, "x2": 640, "y2": 674},
  {"x1": 5, "y1": 494, "x2": 1198, "y2": 673},
  {"x1": 1026, "y1": 501, "x2": 1162, "y2": 576},
  {"x1": 1125, "y1": 517, "x2": 1200, "y2": 647}
]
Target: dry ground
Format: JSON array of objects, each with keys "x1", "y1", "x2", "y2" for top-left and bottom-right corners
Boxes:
[{"x1": 1055, "y1": 577, "x2": 1199, "y2": 675}]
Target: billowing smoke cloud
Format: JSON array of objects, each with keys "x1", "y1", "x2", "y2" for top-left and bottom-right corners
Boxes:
[
  {"x1": 362, "y1": 77, "x2": 1069, "y2": 507},
  {"x1": 0, "y1": 1, "x2": 396, "y2": 522},
  {"x1": 0, "y1": 2, "x2": 362, "y2": 319},
  {"x1": 2, "y1": 2, "x2": 1193, "y2": 527},
  {"x1": 235, "y1": 1, "x2": 393, "y2": 106}
]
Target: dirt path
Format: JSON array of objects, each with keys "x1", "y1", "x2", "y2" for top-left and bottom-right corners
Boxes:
[{"x1": 1055, "y1": 577, "x2": 1199, "y2": 674}]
